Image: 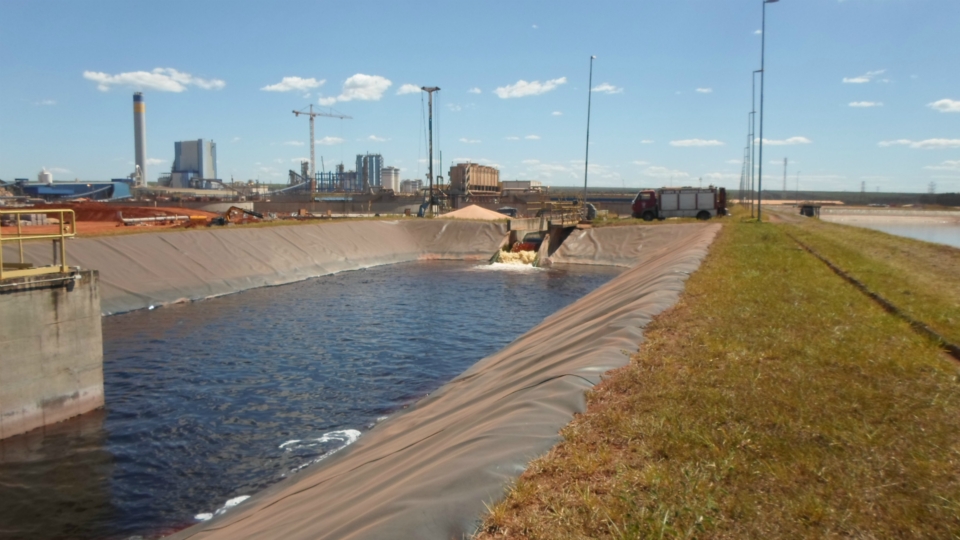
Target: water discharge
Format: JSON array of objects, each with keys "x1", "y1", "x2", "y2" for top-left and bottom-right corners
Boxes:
[{"x1": 0, "y1": 260, "x2": 620, "y2": 540}]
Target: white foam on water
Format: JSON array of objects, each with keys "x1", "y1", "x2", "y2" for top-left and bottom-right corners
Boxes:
[
  {"x1": 286, "y1": 428, "x2": 362, "y2": 473},
  {"x1": 193, "y1": 495, "x2": 251, "y2": 522},
  {"x1": 278, "y1": 439, "x2": 301, "y2": 449},
  {"x1": 476, "y1": 262, "x2": 543, "y2": 272}
]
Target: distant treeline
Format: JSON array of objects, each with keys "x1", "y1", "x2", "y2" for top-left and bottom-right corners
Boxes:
[{"x1": 919, "y1": 193, "x2": 960, "y2": 207}]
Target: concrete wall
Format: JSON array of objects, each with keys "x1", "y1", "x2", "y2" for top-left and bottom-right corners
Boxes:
[{"x1": 0, "y1": 271, "x2": 103, "y2": 440}]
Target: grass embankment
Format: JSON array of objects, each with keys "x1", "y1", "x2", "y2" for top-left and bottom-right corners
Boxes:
[
  {"x1": 784, "y1": 218, "x2": 960, "y2": 345},
  {"x1": 479, "y1": 215, "x2": 960, "y2": 539}
]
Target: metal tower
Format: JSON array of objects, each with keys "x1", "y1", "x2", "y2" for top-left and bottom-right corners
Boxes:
[{"x1": 421, "y1": 86, "x2": 440, "y2": 211}]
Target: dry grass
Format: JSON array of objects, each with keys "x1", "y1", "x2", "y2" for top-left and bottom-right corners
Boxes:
[
  {"x1": 477, "y1": 212, "x2": 960, "y2": 539},
  {"x1": 785, "y1": 218, "x2": 960, "y2": 345}
]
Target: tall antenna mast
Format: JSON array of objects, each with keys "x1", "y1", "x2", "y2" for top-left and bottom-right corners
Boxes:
[
  {"x1": 782, "y1": 157, "x2": 788, "y2": 193},
  {"x1": 421, "y1": 86, "x2": 440, "y2": 212},
  {"x1": 293, "y1": 105, "x2": 351, "y2": 182}
]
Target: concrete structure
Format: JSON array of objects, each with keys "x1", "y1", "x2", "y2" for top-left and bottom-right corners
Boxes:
[
  {"x1": 356, "y1": 153, "x2": 383, "y2": 191},
  {"x1": 133, "y1": 92, "x2": 147, "y2": 186},
  {"x1": 0, "y1": 271, "x2": 103, "y2": 439},
  {"x1": 502, "y1": 180, "x2": 542, "y2": 192},
  {"x1": 449, "y1": 163, "x2": 500, "y2": 195},
  {"x1": 161, "y1": 139, "x2": 220, "y2": 190},
  {"x1": 400, "y1": 179, "x2": 423, "y2": 194},
  {"x1": 381, "y1": 166, "x2": 400, "y2": 192}
]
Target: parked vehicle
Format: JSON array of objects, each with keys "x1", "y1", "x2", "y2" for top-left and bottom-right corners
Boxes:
[{"x1": 631, "y1": 186, "x2": 727, "y2": 221}]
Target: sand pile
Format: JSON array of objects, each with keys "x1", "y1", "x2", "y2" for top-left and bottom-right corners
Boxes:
[{"x1": 442, "y1": 205, "x2": 508, "y2": 221}]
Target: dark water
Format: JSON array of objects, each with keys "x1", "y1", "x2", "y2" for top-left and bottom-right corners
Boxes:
[{"x1": 0, "y1": 261, "x2": 620, "y2": 540}]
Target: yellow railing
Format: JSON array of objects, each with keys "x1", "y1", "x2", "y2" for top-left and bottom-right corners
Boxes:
[{"x1": 0, "y1": 209, "x2": 76, "y2": 280}]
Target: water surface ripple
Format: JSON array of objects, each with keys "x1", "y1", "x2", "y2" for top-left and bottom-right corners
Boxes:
[{"x1": 0, "y1": 261, "x2": 620, "y2": 539}]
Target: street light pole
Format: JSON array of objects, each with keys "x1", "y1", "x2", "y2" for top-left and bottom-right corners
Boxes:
[
  {"x1": 758, "y1": 0, "x2": 779, "y2": 222},
  {"x1": 583, "y1": 55, "x2": 596, "y2": 213},
  {"x1": 751, "y1": 69, "x2": 761, "y2": 218}
]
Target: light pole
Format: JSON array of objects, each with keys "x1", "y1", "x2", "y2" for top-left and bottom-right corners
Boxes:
[
  {"x1": 751, "y1": 69, "x2": 761, "y2": 218},
  {"x1": 583, "y1": 55, "x2": 596, "y2": 213},
  {"x1": 757, "y1": 0, "x2": 779, "y2": 222}
]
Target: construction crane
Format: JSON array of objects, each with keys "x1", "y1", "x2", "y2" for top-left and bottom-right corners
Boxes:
[{"x1": 292, "y1": 105, "x2": 351, "y2": 181}]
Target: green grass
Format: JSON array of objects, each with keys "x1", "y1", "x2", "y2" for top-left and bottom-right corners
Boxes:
[
  {"x1": 784, "y1": 218, "x2": 960, "y2": 345},
  {"x1": 478, "y1": 213, "x2": 960, "y2": 539}
]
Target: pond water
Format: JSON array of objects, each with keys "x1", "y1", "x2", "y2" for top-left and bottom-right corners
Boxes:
[
  {"x1": 848, "y1": 222, "x2": 960, "y2": 249},
  {"x1": 0, "y1": 261, "x2": 621, "y2": 540}
]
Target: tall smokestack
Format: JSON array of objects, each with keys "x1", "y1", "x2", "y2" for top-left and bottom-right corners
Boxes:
[{"x1": 133, "y1": 92, "x2": 147, "y2": 186}]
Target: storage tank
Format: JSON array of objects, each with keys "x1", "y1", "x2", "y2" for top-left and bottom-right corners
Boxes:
[{"x1": 38, "y1": 168, "x2": 53, "y2": 184}]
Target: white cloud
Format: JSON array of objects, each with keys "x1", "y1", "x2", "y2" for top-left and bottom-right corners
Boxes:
[
  {"x1": 532, "y1": 24, "x2": 538, "y2": 29},
  {"x1": 397, "y1": 84, "x2": 420, "y2": 95},
  {"x1": 726, "y1": 159, "x2": 743, "y2": 165},
  {"x1": 34, "y1": 99, "x2": 56, "y2": 106},
  {"x1": 290, "y1": 158, "x2": 310, "y2": 163},
  {"x1": 754, "y1": 29, "x2": 762, "y2": 35},
  {"x1": 670, "y1": 139, "x2": 724, "y2": 147},
  {"x1": 703, "y1": 172, "x2": 739, "y2": 181},
  {"x1": 642, "y1": 166, "x2": 690, "y2": 179},
  {"x1": 468, "y1": 87, "x2": 482, "y2": 94},
  {"x1": 447, "y1": 103, "x2": 462, "y2": 112},
  {"x1": 315, "y1": 136, "x2": 344, "y2": 145},
  {"x1": 459, "y1": 138, "x2": 481, "y2": 144},
  {"x1": 849, "y1": 101, "x2": 883, "y2": 107},
  {"x1": 231, "y1": 137, "x2": 240, "y2": 143},
  {"x1": 522, "y1": 159, "x2": 540, "y2": 165},
  {"x1": 145, "y1": 158, "x2": 167, "y2": 166},
  {"x1": 48, "y1": 167, "x2": 71, "y2": 174},
  {"x1": 842, "y1": 69, "x2": 886, "y2": 84},
  {"x1": 83, "y1": 68, "x2": 225, "y2": 92},
  {"x1": 525, "y1": 135, "x2": 541, "y2": 140},
  {"x1": 640, "y1": 140, "x2": 654, "y2": 144},
  {"x1": 924, "y1": 160, "x2": 960, "y2": 171},
  {"x1": 282, "y1": 141, "x2": 305, "y2": 146},
  {"x1": 505, "y1": 136, "x2": 520, "y2": 141},
  {"x1": 759, "y1": 136, "x2": 812, "y2": 146},
  {"x1": 368, "y1": 135, "x2": 388, "y2": 142},
  {"x1": 494, "y1": 77, "x2": 567, "y2": 98},
  {"x1": 879, "y1": 138, "x2": 960, "y2": 149},
  {"x1": 928, "y1": 99, "x2": 960, "y2": 113},
  {"x1": 592, "y1": 83, "x2": 623, "y2": 94},
  {"x1": 695, "y1": 88, "x2": 713, "y2": 94},
  {"x1": 632, "y1": 160, "x2": 649, "y2": 165},
  {"x1": 319, "y1": 73, "x2": 392, "y2": 105},
  {"x1": 551, "y1": 111, "x2": 562, "y2": 116},
  {"x1": 261, "y1": 77, "x2": 324, "y2": 92}
]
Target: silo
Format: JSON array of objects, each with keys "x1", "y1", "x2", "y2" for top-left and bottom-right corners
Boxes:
[
  {"x1": 38, "y1": 168, "x2": 53, "y2": 184},
  {"x1": 133, "y1": 92, "x2": 147, "y2": 185}
]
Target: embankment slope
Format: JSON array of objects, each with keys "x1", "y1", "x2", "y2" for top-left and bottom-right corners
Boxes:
[{"x1": 3, "y1": 219, "x2": 507, "y2": 315}]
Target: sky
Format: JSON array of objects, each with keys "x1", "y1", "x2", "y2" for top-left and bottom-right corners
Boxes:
[{"x1": 2, "y1": 0, "x2": 958, "y2": 193}]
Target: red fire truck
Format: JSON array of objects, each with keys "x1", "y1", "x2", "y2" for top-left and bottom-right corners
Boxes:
[{"x1": 631, "y1": 186, "x2": 727, "y2": 221}]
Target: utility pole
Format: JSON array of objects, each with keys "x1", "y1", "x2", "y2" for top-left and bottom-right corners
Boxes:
[
  {"x1": 421, "y1": 86, "x2": 440, "y2": 213},
  {"x1": 583, "y1": 55, "x2": 596, "y2": 213},
  {"x1": 758, "y1": 0, "x2": 780, "y2": 221},
  {"x1": 782, "y1": 157, "x2": 788, "y2": 195},
  {"x1": 292, "y1": 105, "x2": 351, "y2": 184}
]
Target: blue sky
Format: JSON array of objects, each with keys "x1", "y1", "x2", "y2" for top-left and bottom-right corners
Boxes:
[{"x1": 2, "y1": 0, "x2": 958, "y2": 193}]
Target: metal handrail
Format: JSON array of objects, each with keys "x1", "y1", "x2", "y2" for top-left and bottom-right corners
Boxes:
[{"x1": 0, "y1": 209, "x2": 76, "y2": 280}]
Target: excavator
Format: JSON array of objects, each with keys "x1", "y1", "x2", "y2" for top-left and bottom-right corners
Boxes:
[{"x1": 209, "y1": 206, "x2": 264, "y2": 226}]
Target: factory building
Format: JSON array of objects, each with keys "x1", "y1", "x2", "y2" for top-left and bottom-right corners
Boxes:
[
  {"x1": 356, "y1": 153, "x2": 382, "y2": 191},
  {"x1": 159, "y1": 139, "x2": 220, "y2": 189},
  {"x1": 381, "y1": 166, "x2": 400, "y2": 192},
  {"x1": 449, "y1": 163, "x2": 499, "y2": 195},
  {"x1": 400, "y1": 179, "x2": 423, "y2": 194}
]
